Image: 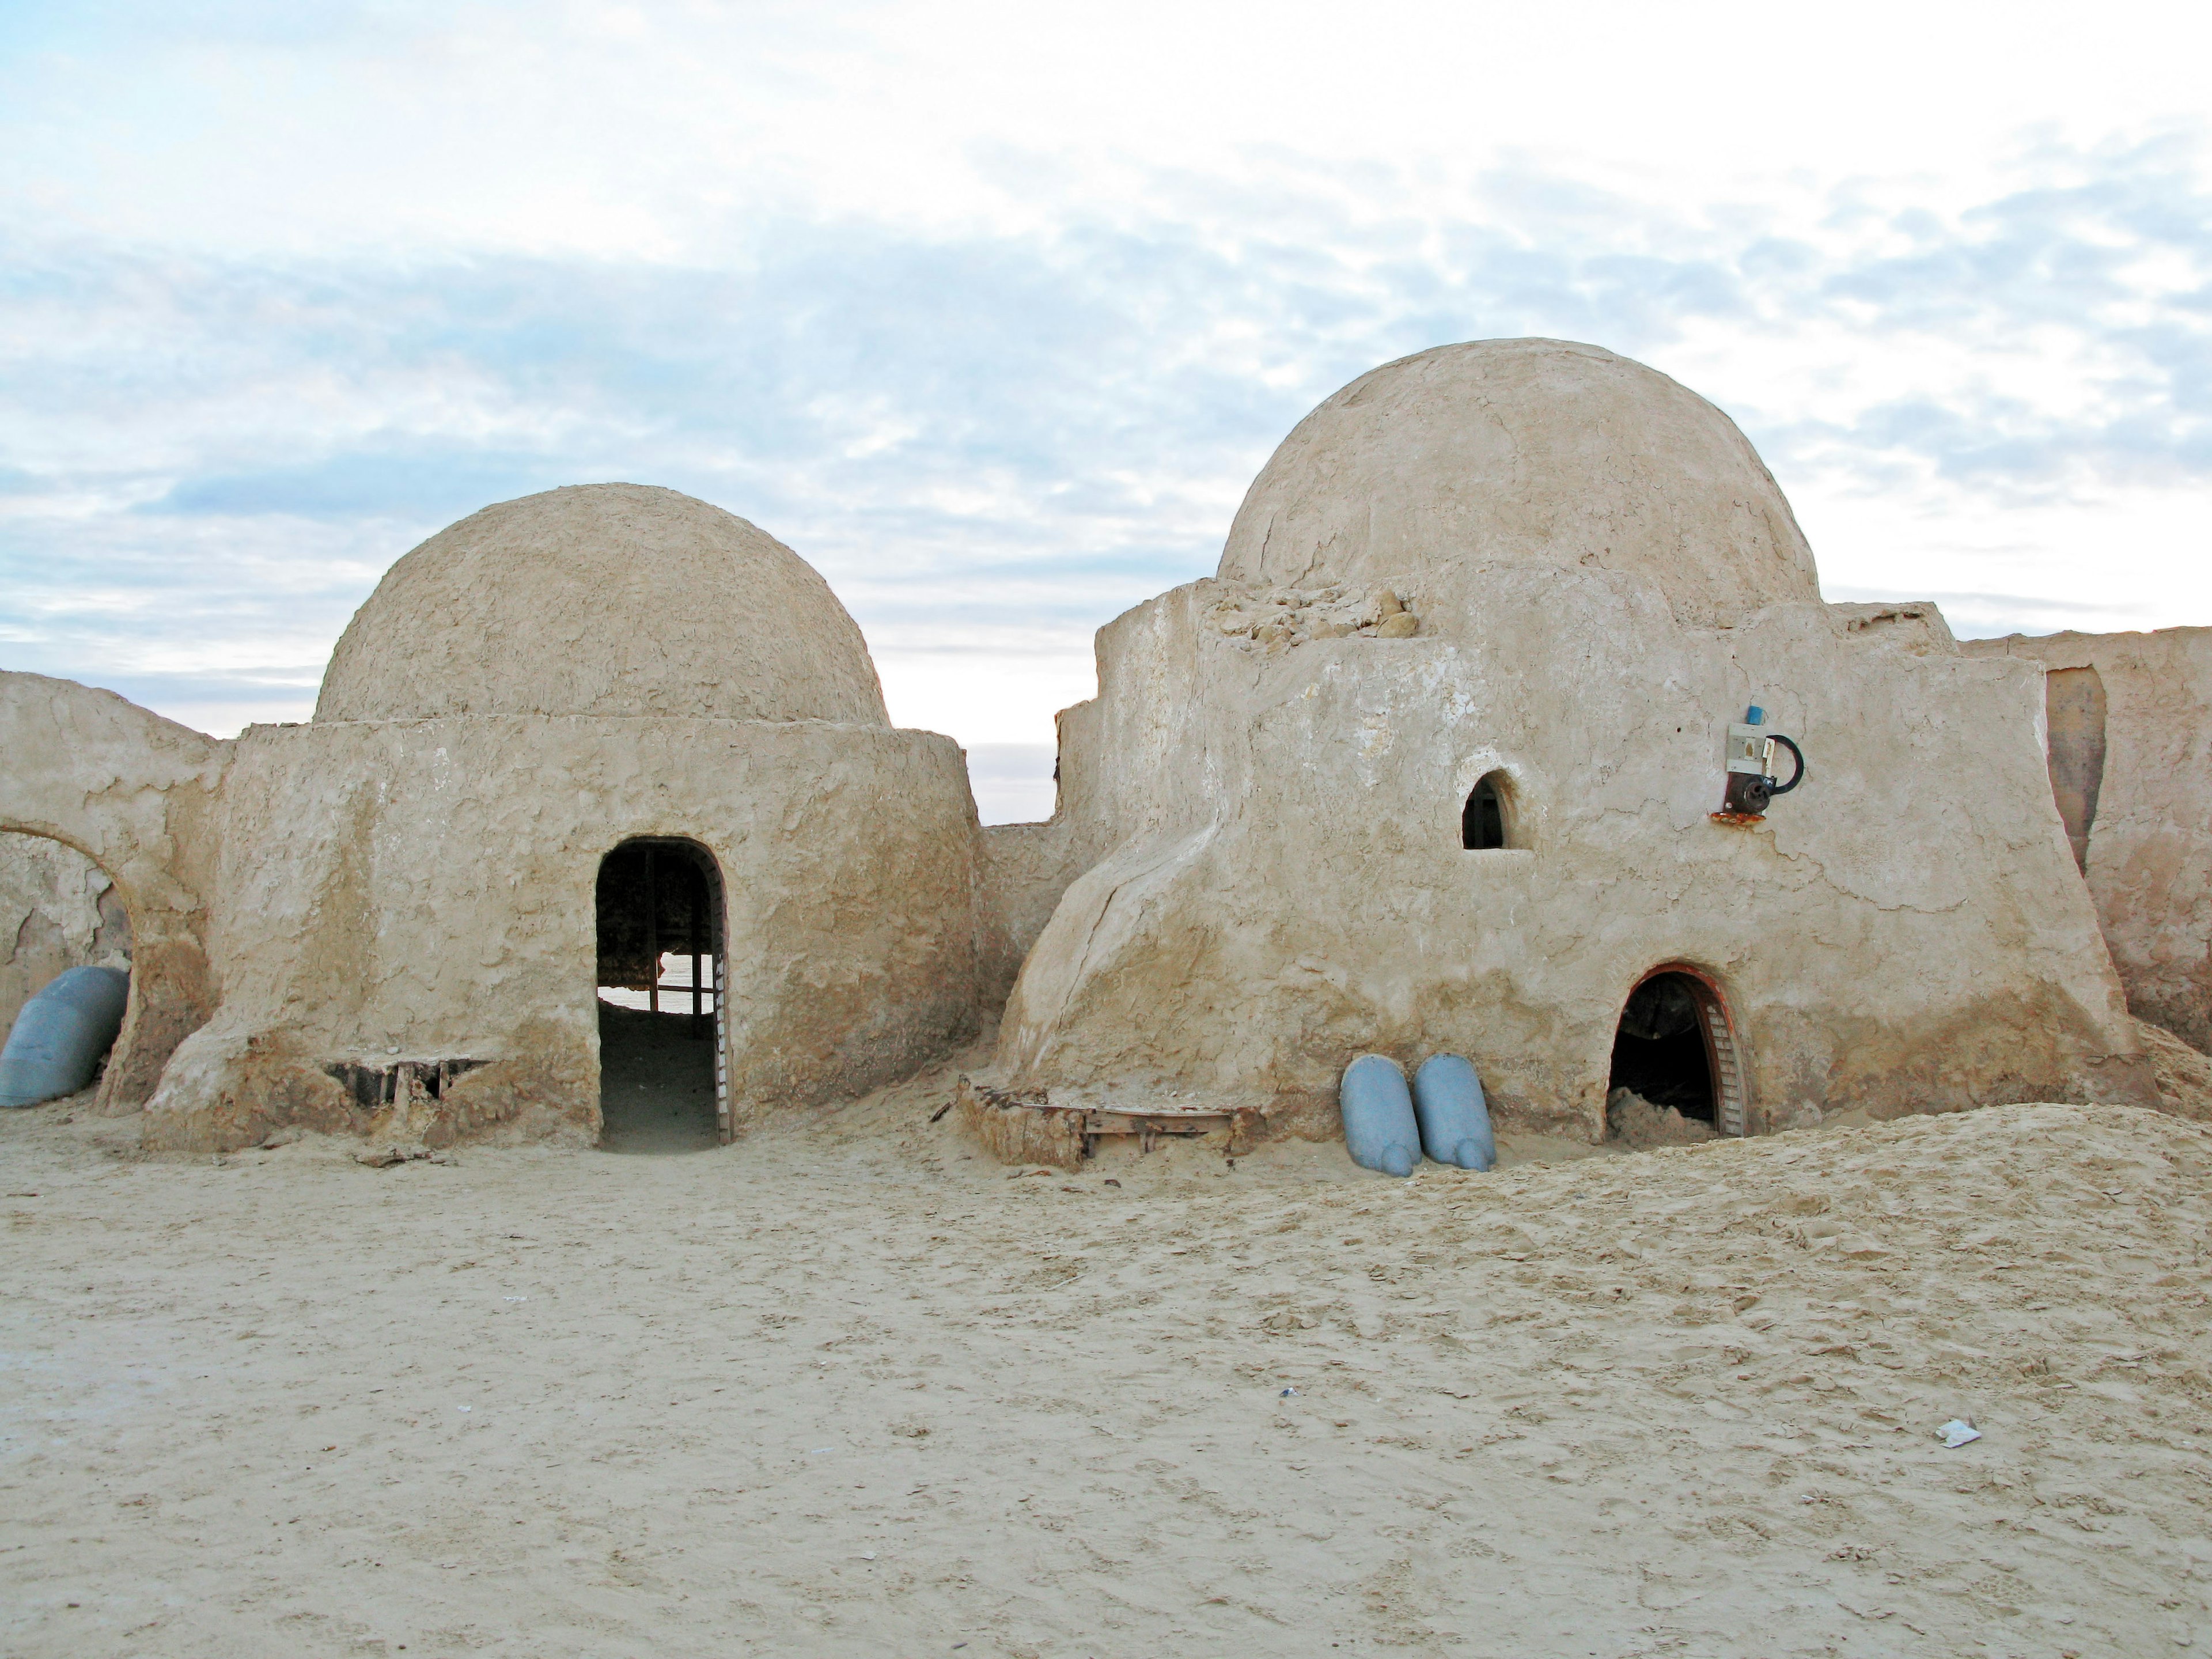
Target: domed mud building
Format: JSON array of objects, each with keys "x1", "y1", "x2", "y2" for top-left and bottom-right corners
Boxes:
[
  {"x1": 984, "y1": 339, "x2": 2158, "y2": 1137},
  {"x1": 1, "y1": 484, "x2": 997, "y2": 1152},
  {"x1": 0, "y1": 343, "x2": 2177, "y2": 1157}
]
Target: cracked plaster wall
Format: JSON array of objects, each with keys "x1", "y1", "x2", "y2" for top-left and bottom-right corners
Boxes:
[{"x1": 995, "y1": 574, "x2": 2149, "y2": 1139}]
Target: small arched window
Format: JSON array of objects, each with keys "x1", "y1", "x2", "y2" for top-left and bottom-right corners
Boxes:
[{"x1": 1462, "y1": 772, "x2": 1511, "y2": 850}]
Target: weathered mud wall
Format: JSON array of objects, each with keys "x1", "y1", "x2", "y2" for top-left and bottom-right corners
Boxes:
[
  {"x1": 978, "y1": 822, "x2": 1074, "y2": 1003},
  {"x1": 0, "y1": 673, "x2": 228, "y2": 1111},
  {"x1": 143, "y1": 715, "x2": 991, "y2": 1153},
  {"x1": 0, "y1": 834, "x2": 132, "y2": 1039},
  {"x1": 974, "y1": 702, "x2": 1123, "y2": 1004},
  {"x1": 995, "y1": 574, "x2": 2148, "y2": 1138},
  {"x1": 1963, "y1": 628, "x2": 2212, "y2": 1052}
]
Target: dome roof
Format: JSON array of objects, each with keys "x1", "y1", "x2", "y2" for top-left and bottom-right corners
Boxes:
[
  {"x1": 1218, "y1": 339, "x2": 1821, "y2": 628},
  {"x1": 315, "y1": 484, "x2": 889, "y2": 725}
]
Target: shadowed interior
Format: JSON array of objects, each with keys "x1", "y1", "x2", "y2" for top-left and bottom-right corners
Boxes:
[
  {"x1": 1608, "y1": 971, "x2": 1715, "y2": 1120},
  {"x1": 1461, "y1": 773, "x2": 1509, "y2": 850},
  {"x1": 594, "y1": 838, "x2": 722, "y2": 1152}
]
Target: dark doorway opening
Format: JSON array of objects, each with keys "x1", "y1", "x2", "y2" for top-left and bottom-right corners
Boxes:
[
  {"x1": 1608, "y1": 971, "x2": 1717, "y2": 1122},
  {"x1": 594, "y1": 838, "x2": 725, "y2": 1153},
  {"x1": 1462, "y1": 772, "x2": 1512, "y2": 850}
]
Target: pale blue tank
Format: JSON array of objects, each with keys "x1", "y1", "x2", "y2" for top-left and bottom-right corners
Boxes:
[
  {"x1": 1412, "y1": 1053, "x2": 1495, "y2": 1171},
  {"x1": 0, "y1": 966, "x2": 131, "y2": 1108},
  {"x1": 1339, "y1": 1054, "x2": 1421, "y2": 1177}
]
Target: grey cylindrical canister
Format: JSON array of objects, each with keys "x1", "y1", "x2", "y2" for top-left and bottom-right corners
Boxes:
[
  {"x1": 0, "y1": 965, "x2": 131, "y2": 1108},
  {"x1": 1339, "y1": 1054, "x2": 1422, "y2": 1177},
  {"x1": 1412, "y1": 1053, "x2": 1496, "y2": 1171}
]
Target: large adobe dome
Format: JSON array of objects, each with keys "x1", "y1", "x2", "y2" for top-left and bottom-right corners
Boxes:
[
  {"x1": 1218, "y1": 339, "x2": 1821, "y2": 629},
  {"x1": 316, "y1": 484, "x2": 889, "y2": 725}
]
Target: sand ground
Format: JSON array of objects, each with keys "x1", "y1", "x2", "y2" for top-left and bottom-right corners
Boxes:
[
  {"x1": 596, "y1": 1004, "x2": 719, "y2": 1154},
  {"x1": 3, "y1": 1051, "x2": 2210, "y2": 1658}
]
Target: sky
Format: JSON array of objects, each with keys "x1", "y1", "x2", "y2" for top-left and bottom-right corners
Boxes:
[{"x1": 3, "y1": 0, "x2": 2210, "y2": 822}]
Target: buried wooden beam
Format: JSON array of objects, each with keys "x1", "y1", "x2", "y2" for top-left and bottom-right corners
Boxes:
[{"x1": 949, "y1": 1075, "x2": 1257, "y2": 1172}]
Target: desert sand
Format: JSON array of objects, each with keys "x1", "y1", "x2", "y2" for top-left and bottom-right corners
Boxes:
[{"x1": 4, "y1": 1053, "x2": 2210, "y2": 1657}]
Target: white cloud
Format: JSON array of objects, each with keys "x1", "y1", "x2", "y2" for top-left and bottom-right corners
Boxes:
[{"x1": 2, "y1": 1, "x2": 2209, "y2": 748}]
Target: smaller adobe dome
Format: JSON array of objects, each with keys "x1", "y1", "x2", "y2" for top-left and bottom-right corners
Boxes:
[
  {"x1": 316, "y1": 484, "x2": 888, "y2": 725},
  {"x1": 1218, "y1": 340, "x2": 1821, "y2": 629}
]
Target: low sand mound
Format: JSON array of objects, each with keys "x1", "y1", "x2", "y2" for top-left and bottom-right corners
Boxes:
[
  {"x1": 1605, "y1": 1084, "x2": 1718, "y2": 1148},
  {"x1": 2, "y1": 1086, "x2": 2209, "y2": 1656},
  {"x1": 2137, "y1": 1014, "x2": 2212, "y2": 1120}
]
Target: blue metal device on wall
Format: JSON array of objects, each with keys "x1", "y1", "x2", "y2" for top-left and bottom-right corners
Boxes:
[{"x1": 1716, "y1": 701, "x2": 1804, "y2": 822}]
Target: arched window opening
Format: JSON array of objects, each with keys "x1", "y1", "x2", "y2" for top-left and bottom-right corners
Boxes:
[
  {"x1": 1461, "y1": 772, "x2": 1512, "y2": 850},
  {"x1": 594, "y1": 838, "x2": 726, "y2": 1153},
  {"x1": 1607, "y1": 967, "x2": 1747, "y2": 1138}
]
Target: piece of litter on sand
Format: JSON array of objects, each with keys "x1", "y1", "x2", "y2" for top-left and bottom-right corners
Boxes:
[
  {"x1": 503, "y1": 1296, "x2": 527, "y2": 1302},
  {"x1": 457, "y1": 1406, "x2": 471, "y2": 1414},
  {"x1": 808, "y1": 1447, "x2": 833, "y2": 1454},
  {"x1": 1937, "y1": 1418, "x2": 1980, "y2": 1448},
  {"x1": 861, "y1": 1551, "x2": 877, "y2": 1560},
  {"x1": 1281, "y1": 1387, "x2": 1298, "y2": 1397}
]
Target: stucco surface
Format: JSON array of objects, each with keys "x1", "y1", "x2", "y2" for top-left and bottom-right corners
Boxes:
[
  {"x1": 1964, "y1": 628, "x2": 2212, "y2": 1051},
  {"x1": 1218, "y1": 339, "x2": 1821, "y2": 631},
  {"x1": 316, "y1": 484, "x2": 890, "y2": 726},
  {"x1": 143, "y1": 715, "x2": 989, "y2": 1153},
  {"x1": 0, "y1": 673, "x2": 228, "y2": 1111}
]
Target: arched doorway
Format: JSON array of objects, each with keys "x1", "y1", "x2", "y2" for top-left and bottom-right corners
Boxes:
[
  {"x1": 1, "y1": 831, "x2": 136, "y2": 1107},
  {"x1": 1607, "y1": 965, "x2": 1747, "y2": 1137},
  {"x1": 594, "y1": 838, "x2": 727, "y2": 1152},
  {"x1": 0, "y1": 673, "x2": 223, "y2": 1111}
]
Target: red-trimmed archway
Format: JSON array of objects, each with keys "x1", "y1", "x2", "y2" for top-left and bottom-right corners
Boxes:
[{"x1": 1608, "y1": 961, "x2": 1749, "y2": 1137}]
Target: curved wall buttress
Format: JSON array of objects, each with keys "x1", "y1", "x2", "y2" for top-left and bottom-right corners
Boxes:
[{"x1": 0, "y1": 673, "x2": 230, "y2": 1109}]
